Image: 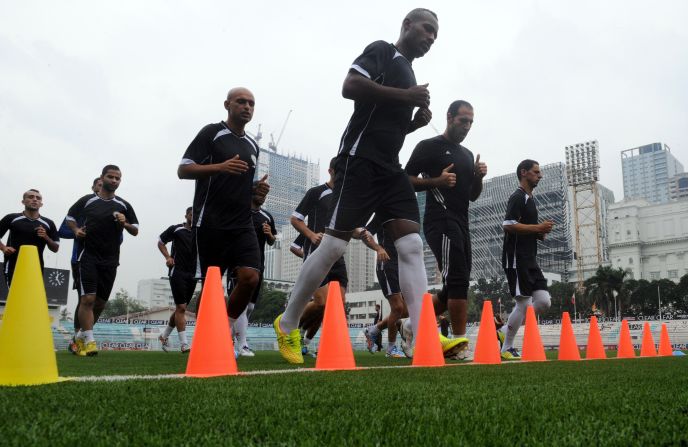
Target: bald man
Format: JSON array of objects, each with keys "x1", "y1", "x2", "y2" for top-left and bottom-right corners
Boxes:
[
  {"x1": 178, "y1": 87, "x2": 270, "y2": 338},
  {"x1": 0, "y1": 189, "x2": 59, "y2": 287}
]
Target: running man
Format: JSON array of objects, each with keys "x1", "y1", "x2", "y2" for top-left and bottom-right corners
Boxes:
[
  {"x1": 363, "y1": 216, "x2": 465, "y2": 359},
  {"x1": 274, "y1": 8, "x2": 439, "y2": 364},
  {"x1": 231, "y1": 190, "x2": 277, "y2": 357},
  {"x1": 66, "y1": 165, "x2": 139, "y2": 356},
  {"x1": 178, "y1": 87, "x2": 269, "y2": 335},
  {"x1": 289, "y1": 158, "x2": 349, "y2": 357},
  {"x1": 157, "y1": 207, "x2": 196, "y2": 353},
  {"x1": 405, "y1": 100, "x2": 487, "y2": 359},
  {"x1": 60, "y1": 177, "x2": 103, "y2": 354},
  {"x1": 0, "y1": 189, "x2": 59, "y2": 287},
  {"x1": 498, "y1": 159, "x2": 553, "y2": 359}
]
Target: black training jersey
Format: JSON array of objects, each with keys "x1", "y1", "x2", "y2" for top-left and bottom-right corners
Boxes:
[
  {"x1": 292, "y1": 183, "x2": 334, "y2": 257},
  {"x1": 159, "y1": 224, "x2": 194, "y2": 276},
  {"x1": 502, "y1": 187, "x2": 539, "y2": 269},
  {"x1": 365, "y1": 214, "x2": 397, "y2": 263},
  {"x1": 251, "y1": 207, "x2": 277, "y2": 268},
  {"x1": 181, "y1": 122, "x2": 260, "y2": 230},
  {"x1": 67, "y1": 194, "x2": 138, "y2": 265},
  {"x1": 0, "y1": 213, "x2": 59, "y2": 267},
  {"x1": 406, "y1": 136, "x2": 475, "y2": 226},
  {"x1": 338, "y1": 41, "x2": 417, "y2": 171}
]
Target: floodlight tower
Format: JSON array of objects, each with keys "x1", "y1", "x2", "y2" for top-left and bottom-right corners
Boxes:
[{"x1": 565, "y1": 140, "x2": 602, "y2": 292}]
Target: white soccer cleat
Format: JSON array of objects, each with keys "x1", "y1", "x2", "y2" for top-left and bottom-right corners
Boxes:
[{"x1": 239, "y1": 346, "x2": 255, "y2": 357}]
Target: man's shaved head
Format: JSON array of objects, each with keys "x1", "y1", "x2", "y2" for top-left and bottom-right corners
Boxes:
[
  {"x1": 227, "y1": 87, "x2": 253, "y2": 101},
  {"x1": 405, "y1": 8, "x2": 437, "y2": 22}
]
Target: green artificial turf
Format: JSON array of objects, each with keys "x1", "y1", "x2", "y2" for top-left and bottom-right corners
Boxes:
[{"x1": 0, "y1": 352, "x2": 686, "y2": 446}]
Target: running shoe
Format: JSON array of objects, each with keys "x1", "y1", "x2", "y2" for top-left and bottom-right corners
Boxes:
[
  {"x1": 446, "y1": 343, "x2": 472, "y2": 361},
  {"x1": 501, "y1": 347, "x2": 521, "y2": 360},
  {"x1": 274, "y1": 313, "x2": 304, "y2": 364},
  {"x1": 159, "y1": 335, "x2": 169, "y2": 353},
  {"x1": 68, "y1": 336, "x2": 78, "y2": 355},
  {"x1": 80, "y1": 340, "x2": 98, "y2": 357},
  {"x1": 385, "y1": 346, "x2": 405, "y2": 358},
  {"x1": 496, "y1": 330, "x2": 505, "y2": 349},
  {"x1": 180, "y1": 343, "x2": 191, "y2": 353},
  {"x1": 364, "y1": 327, "x2": 376, "y2": 353},
  {"x1": 239, "y1": 346, "x2": 255, "y2": 357},
  {"x1": 397, "y1": 318, "x2": 414, "y2": 358},
  {"x1": 440, "y1": 335, "x2": 469, "y2": 358}
]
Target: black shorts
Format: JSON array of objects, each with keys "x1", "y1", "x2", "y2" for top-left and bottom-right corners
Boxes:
[
  {"x1": 328, "y1": 156, "x2": 419, "y2": 231},
  {"x1": 425, "y1": 219, "x2": 472, "y2": 300},
  {"x1": 77, "y1": 257, "x2": 117, "y2": 300},
  {"x1": 3, "y1": 258, "x2": 16, "y2": 288},
  {"x1": 376, "y1": 260, "x2": 400, "y2": 298},
  {"x1": 321, "y1": 256, "x2": 348, "y2": 289},
  {"x1": 195, "y1": 227, "x2": 261, "y2": 279},
  {"x1": 229, "y1": 270, "x2": 264, "y2": 304},
  {"x1": 169, "y1": 272, "x2": 197, "y2": 305},
  {"x1": 505, "y1": 262, "x2": 548, "y2": 298},
  {"x1": 71, "y1": 262, "x2": 79, "y2": 290}
]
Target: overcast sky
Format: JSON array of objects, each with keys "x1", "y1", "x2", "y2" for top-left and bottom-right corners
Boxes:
[{"x1": 1, "y1": 1, "x2": 687, "y2": 310}]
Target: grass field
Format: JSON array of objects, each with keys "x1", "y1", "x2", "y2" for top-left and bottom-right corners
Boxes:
[{"x1": 0, "y1": 351, "x2": 687, "y2": 446}]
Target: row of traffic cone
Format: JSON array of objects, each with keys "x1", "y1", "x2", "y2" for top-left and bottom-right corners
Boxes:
[
  {"x1": 471, "y1": 301, "x2": 675, "y2": 364},
  {"x1": 0, "y1": 246, "x2": 680, "y2": 384}
]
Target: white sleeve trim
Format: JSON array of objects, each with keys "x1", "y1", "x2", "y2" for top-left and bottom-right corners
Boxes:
[
  {"x1": 291, "y1": 211, "x2": 305, "y2": 221},
  {"x1": 351, "y1": 64, "x2": 371, "y2": 78},
  {"x1": 65, "y1": 216, "x2": 77, "y2": 222},
  {"x1": 503, "y1": 220, "x2": 518, "y2": 226},
  {"x1": 179, "y1": 158, "x2": 196, "y2": 166},
  {"x1": 132, "y1": 224, "x2": 140, "y2": 229}
]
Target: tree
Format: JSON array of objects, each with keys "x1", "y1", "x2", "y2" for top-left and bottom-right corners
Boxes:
[
  {"x1": 100, "y1": 288, "x2": 147, "y2": 318},
  {"x1": 546, "y1": 281, "x2": 577, "y2": 319},
  {"x1": 59, "y1": 306, "x2": 72, "y2": 321},
  {"x1": 584, "y1": 266, "x2": 626, "y2": 316},
  {"x1": 250, "y1": 287, "x2": 287, "y2": 323},
  {"x1": 471, "y1": 277, "x2": 511, "y2": 318},
  {"x1": 672, "y1": 274, "x2": 688, "y2": 313}
]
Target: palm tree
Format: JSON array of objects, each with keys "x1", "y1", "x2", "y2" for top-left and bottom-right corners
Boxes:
[{"x1": 584, "y1": 266, "x2": 627, "y2": 317}]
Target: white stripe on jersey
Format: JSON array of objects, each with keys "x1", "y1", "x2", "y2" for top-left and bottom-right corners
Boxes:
[{"x1": 350, "y1": 64, "x2": 371, "y2": 78}]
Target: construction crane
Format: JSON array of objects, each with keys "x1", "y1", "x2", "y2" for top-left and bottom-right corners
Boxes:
[{"x1": 269, "y1": 109, "x2": 293, "y2": 152}]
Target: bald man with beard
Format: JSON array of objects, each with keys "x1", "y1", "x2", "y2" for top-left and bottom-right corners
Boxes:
[{"x1": 178, "y1": 87, "x2": 270, "y2": 343}]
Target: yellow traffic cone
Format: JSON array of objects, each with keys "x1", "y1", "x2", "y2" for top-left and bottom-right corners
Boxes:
[{"x1": 0, "y1": 246, "x2": 61, "y2": 385}]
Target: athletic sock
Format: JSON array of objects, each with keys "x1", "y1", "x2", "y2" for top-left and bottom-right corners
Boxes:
[
  {"x1": 83, "y1": 330, "x2": 94, "y2": 343},
  {"x1": 303, "y1": 337, "x2": 312, "y2": 346},
  {"x1": 394, "y1": 233, "x2": 427, "y2": 337},
  {"x1": 280, "y1": 234, "x2": 348, "y2": 332},
  {"x1": 246, "y1": 302, "x2": 255, "y2": 319},
  {"x1": 162, "y1": 325, "x2": 174, "y2": 338},
  {"x1": 387, "y1": 342, "x2": 395, "y2": 353},
  {"x1": 234, "y1": 313, "x2": 248, "y2": 348},
  {"x1": 178, "y1": 331, "x2": 188, "y2": 345},
  {"x1": 76, "y1": 329, "x2": 84, "y2": 340},
  {"x1": 366, "y1": 325, "x2": 379, "y2": 337},
  {"x1": 502, "y1": 297, "x2": 532, "y2": 352}
]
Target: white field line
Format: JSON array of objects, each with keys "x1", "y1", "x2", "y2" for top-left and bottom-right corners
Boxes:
[{"x1": 68, "y1": 361, "x2": 522, "y2": 382}]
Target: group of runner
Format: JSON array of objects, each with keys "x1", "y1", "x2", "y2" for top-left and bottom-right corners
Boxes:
[{"x1": 0, "y1": 8, "x2": 554, "y2": 362}]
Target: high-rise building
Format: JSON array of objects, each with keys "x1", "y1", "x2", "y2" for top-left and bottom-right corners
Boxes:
[
  {"x1": 416, "y1": 191, "x2": 440, "y2": 284},
  {"x1": 621, "y1": 143, "x2": 684, "y2": 204},
  {"x1": 469, "y1": 162, "x2": 573, "y2": 280},
  {"x1": 255, "y1": 148, "x2": 320, "y2": 228},
  {"x1": 669, "y1": 172, "x2": 688, "y2": 201}
]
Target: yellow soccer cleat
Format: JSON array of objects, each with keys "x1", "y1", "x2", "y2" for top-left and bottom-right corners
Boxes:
[
  {"x1": 274, "y1": 314, "x2": 303, "y2": 364},
  {"x1": 501, "y1": 347, "x2": 521, "y2": 360},
  {"x1": 440, "y1": 335, "x2": 469, "y2": 358},
  {"x1": 81, "y1": 340, "x2": 98, "y2": 357},
  {"x1": 75, "y1": 337, "x2": 86, "y2": 356}
]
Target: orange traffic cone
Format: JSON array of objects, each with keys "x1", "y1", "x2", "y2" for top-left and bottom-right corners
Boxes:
[
  {"x1": 473, "y1": 300, "x2": 501, "y2": 364},
  {"x1": 616, "y1": 320, "x2": 636, "y2": 359},
  {"x1": 522, "y1": 306, "x2": 546, "y2": 362},
  {"x1": 658, "y1": 323, "x2": 673, "y2": 357},
  {"x1": 412, "y1": 293, "x2": 444, "y2": 367},
  {"x1": 315, "y1": 281, "x2": 356, "y2": 370},
  {"x1": 640, "y1": 322, "x2": 657, "y2": 357},
  {"x1": 186, "y1": 267, "x2": 238, "y2": 377},
  {"x1": 585, "y1": 316, "x2": 606, "y2": 360},
  {"x1": 557, "y1": 312, "x2": 580, "y2": 361}
]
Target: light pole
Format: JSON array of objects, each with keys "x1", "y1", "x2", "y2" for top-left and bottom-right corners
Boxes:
[
  {"x1": 612, "y1": 290, "x2": 618, "y2": 322},
  {"x1": 658, "y1": 284, "x2": 662, "y2": 322}
]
